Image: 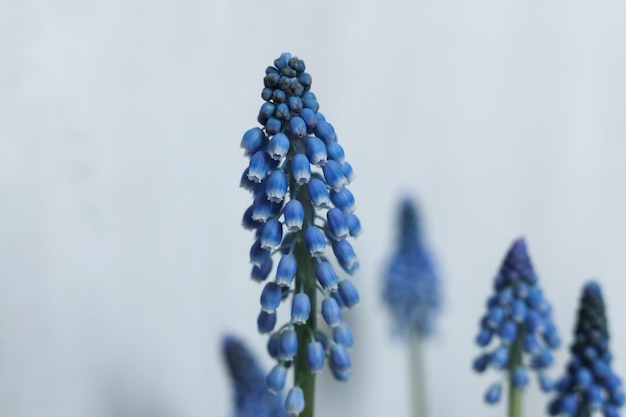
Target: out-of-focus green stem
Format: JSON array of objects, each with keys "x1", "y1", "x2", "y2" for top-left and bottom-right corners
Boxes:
[
  {"x1": 508, "y1": 333, "x2": 523, "y2": 417},
  {"x1": 409, "y1": 330, "x2": 428, "y2": 417}
]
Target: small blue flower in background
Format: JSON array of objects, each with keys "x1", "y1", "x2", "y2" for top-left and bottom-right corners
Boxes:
[
  {"x1": 222, "y1": 336, "x2": 288, "y2": 417},
  {"x1": 240, "y1": 53, "x2": 361, "y2": 415},
  {"x1": 383, "y1": 198, "x2": 440, "y2": 337},
  {"x1": 548, "y1": 282, "x2": 624, "y2": 417},
  {"x1": 472, "y1": 237, "x2": 560, "y2": 404}
]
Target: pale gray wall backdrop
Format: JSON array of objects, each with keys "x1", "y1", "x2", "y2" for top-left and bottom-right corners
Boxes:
[{"x1": 1, "y1": 1, "x2": 625, "y2": 417}]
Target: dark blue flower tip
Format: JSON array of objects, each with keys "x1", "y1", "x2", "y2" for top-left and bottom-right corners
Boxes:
[
  {"x1": 264, "y1": 71, "x2": 281, "y2": 88},
  {"x1": 262, "y1": 87, "x2": 274, "y2": 101},
  {"x1": 485, "y1": 383, "x2": 502, "y2": 404},
  {"x1": 345, "y1": 213, "x2": 362, "y2": 237},
  {"x1": 274, "y1": 53, "x2": 291, "y2": 70},
  {"x1": 330, "y1": 344, "x2": 352, "y2": 381},
  {"x1": 475, "y1": 327, "x2": 493, "y2": 347},
  {"x1": 276, "y1": 254, "x2": 297, "y2": 287},
  {"x1": 267, "y1": 133, "x2": 291, "y2": 161},
  {"x1": 304, "y1": 226, "x2": 326, "y2": 256},
  {"x1": 260, "y1": 219, "x2": 284, "y2": 250},
  {"x1": 259, "y1": 102, "x2": 276, "y2": 122},
  {"x1": 283, "y1": 200, "x2": 304, "y2": 232},
  {"x1": 513, "y1": 366, "x2": 530, "y2": 388},
  {"x1": 285, "y1": 386, "x2": 305, "y2": 417},
  {"x1": 299, "y1": 108, "x2": 317, "y2": 130},
  {"x1": 332, "y1": 240, "x2": 359, "y2": 273},
  {"x1": 260, "y1": 282, "x2": 283, "y2": 312},
  {"x1": 305, "y1": 136, "x2": 327, "y2": 167},
  {"x1": 251, "y1": 258, "x2": 273, "y2": 283},
  {"x1": 306, "y1": 341, "x2": 325, "y2": 373},
  {"x1": 338, "y1": 279, "x2": 360, "y2": 308},
  {"x1": 327, "y1": 208, "x2": 349, "y2": 240},
  {"x1": 290, "y1": 82, "x2": 304, "y2": 98},
  {"x1": 257, "y1": 310, "x2": 277, "y2": 334},
  {"x1": 299, "y1": 72, "x2": 312, "y2": 90},
  {"x1": 288, "y1": 96, "x2": 303, "y2": 113},
  {"x1": 266, "y1": 364, "x2": 288, "y2": 394},
  {"x1": 266, "y1": 171, "x2": 288, "y2": 203},
  {"x1": 288, "y1": 57, "x2": 305, "y2": 73},
  {"x1": 267, "y1": 332, "x2": 281, "y2": 359},
  {"x1": 498, "y1": 320, "x2": 517, "y2": 344},
  {"x1": 314, "y1": 120, "x2": 336, "y2": 143},
  {"x1": 275, "y1": 103, "x2": 291, "y2": 120},
  {"x1": 291, "y1": 153, "x2": 311, "y2": 185},
  {"x1": 248, "y1": 151, "x2": 271, "y2": 184},
  {"x1": 279, "y1": 330, "x2": 298, "y2": 360},
  {"x1": 272, "y1": 89, "x2": 287, "y2": 104},
  {"x1": 302, "y1": 91, "x2": 319, "y2": 112},
  {"x1": 539, "y1": 373, "x2": 555, "y2": 392},
  {"x1": 490, "y1": 345, "x2": 509, "y2": 369},
  {"x1": 250, "y1": 240, "x2": 271, "y2": 267},
  {"x1": 290, "y1": 117, "x2": 307, "y2": 139},
  {"x1": 333, "y1": 322, "x2": 354, "y2": 348},
  {"x1": 291, "y1": 293, "x2": 311, "y2": 325},
  {"x1": 308, "y1": 179, "x2": 331, "y2": 209},
  {"x1": 321, "y1": 297, "x2": 342, "y2": 327},
  {"x1": 240, "y1": 127, "x2": 266, "y2": 156},
  {"x1": 340, "y1": 162, "x2": 355, "y2": 183},
  {"x1": 265, "y1": 117, "x2": 282, "y2": 135},
  {"x1": 584, "y1": 281, "x2": 602, "y2": 294},
  {"x1": 473, "y1": 354, "x2": 490, "y2": 373},
  {"x1": 326, "y1": 142, "x2": 345, "y2": 164},
  {"x1": 322, "y1": 160, "x2": 348, "y2": 191},
  {"x1": 330, "y1": 188, "x2": 355, "y2": 214},
  {"x1": 316, "y1": 262, "x2": 339, "y2": 292}
]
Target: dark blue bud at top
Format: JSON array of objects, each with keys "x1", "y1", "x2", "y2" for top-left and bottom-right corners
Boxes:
[
  {"x1": 299, "y1": 72, "x2": 312, "y2": 90},
  {"x1": 267, "y1": 132, "x2": 290, "y2": 160},
  {"x1": 240, "y1": 127, "x2": 266, "y2": 156},
  {"x1": 304, "y1": 226, "x2": 326, "y2": 256},
  {"x1": 305, "y1": 137, "x2": 327, "y2": 167},
  {"x1": 291, "y1": 154, "x2": 311, "y2": 185}
]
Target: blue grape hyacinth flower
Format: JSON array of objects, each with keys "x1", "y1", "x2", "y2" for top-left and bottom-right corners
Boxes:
[
  {"x1": 383, "y1": 198, "x2": 440, "y2": 337},
  {"x1": 472, "y1": 238, "x2": 560, "y2": 406},
  {"x1": 222, "y1": 336, "x2": 289, "y2": 417},
  {"x1": 548, "y1": 282, "x2": 624, "y2": 417},
  {"x1": 240, "y1": 53, "x2": 361, "y2": 417}
]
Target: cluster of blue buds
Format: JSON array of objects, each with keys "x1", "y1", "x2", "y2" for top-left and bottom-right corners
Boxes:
[
  {"x1": 382, "y1": 198, "x2": 440, "y2": 337},
  {"x1": 240, "y1": 53, "x2": 361, "y2": 416},
  {"x1": 548, "y1": 282, "x2": 624, "y2": 417},
  {"x1": 222, "y1": 336, "x2": 288, "y2": 417},
  {"x1": 472, "y1": 238, "x2": 560, "y2": 404}
]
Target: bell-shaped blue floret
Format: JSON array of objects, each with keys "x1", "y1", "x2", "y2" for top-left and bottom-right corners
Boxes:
[
  {"x1": 288, "y1": 96, "x2": 303, "y2": 112},
  {"x1": 316, "y1": 262, "x2": 338, "y2": 292},
  {"x1": 587, "y1": 385, "x2": 604, "y2": 407},
  {"x1": 306, "y1": 341, "x2": 325, "y2": 373},
  {"x1": 242, "y1": 206, "x2": 261, "y2": 231},
  {"x1": 327, "y1": 208, "x2": 349, "y2": 240},
  {"x1": 240, "y1": 127, "x2": 266, "y2": 156},
  {"x1": 485, "y1": 384, "x2": 502, "y2": 404},
  {"x1": 329, "y1": 344, "x2": 351, "y2": 381},
  {"x1": 473, "y1": 354, "x2": 490, "y2": 373},
  {"x1": 276, "y1": 254, "x2": 297, "y2": 287},
  {"x1": 338, "y1": 280, "x2": 360, "y2": 308},
  {"x1": 486, "y1": 306, "x2": 505, "y2": 329},
  {"x1": 267, "y1": 132, "x2": 290, "y2": 161},
  {"x1": 333, "y1": 323, "x2": 354, "y2": 348},
  {"x1": 291, "y1": 293, "x2": 311, "y2": 325},
  {"x1": 511, "y1": 300, "x2": 527, "y2": 322},
  {"x1": 285, "y1": 387, "x2": 305, "y2": 417},
  {"x1": 266, "y1": 171, "x2": 288, "y2": 203},
  {"x1": 513, "y1": 366, "x2": 529, "y2": 388},
  {"x1": 539, "y1": 373, "x2": 555, "y2": 392},
  {"x1": 266, "y1": 364, "x2": 288, "y2": 394},
  {"x1": 326, "y1": 142, "x2": 345, "y2": 164},
  {"x1": 321, "y1": 297, "x2": 342, "y2": 327},
  {"x1": 284, "y1": 200, "x2": 304, "y2": 232},
  {"x1": 305, "y1": 137, "x2": 327, "y2": 167},
  {"x1": 258, "y1": 102, "x2": 276, "y2": 123},
  {"x1": 274, "y1": 53, "x2": 291, "y2": 69},
  {"x1": 260, "y1": 219, "x2": 283, "y2": 250},
  {"x1": 249, "y1": 240, "x2": 270, "y2": 267},
  {"x1": 260, "y1": 282, "x2": 282, "y2": 312},
  {"x1": 299, "y1": 108, "x2": 317, "y2": 130},
  {"x1": 257, "y1": 310, "x2": 277, "y2": 334},
  {"x1": 248, "y1": 151, "x2": 271, "y2": 183},
  {"x1": 340, "y1": 162, "x2": 354, "y2": 183},
  {"x1": 523, "y1": 333, "x2": 541, "y2": 354},
  {"x1": 291, "y1": 154, "x2": 311, "y2": 185},
  {"x1": 560, "y1": 394, "x2": 579, "y2": 416},
  {"x1": 322, "y1": 160, "x2": 347, "y2": 191},
  {"x1": 475, "y1": 327, "x2": 493, "y2": 346},
  {"x1": 304, "y1": 226, "x2": 326, "y2": 256},
  {"x1": 251, "y1": 193, "x2": 275, "y2": 223},
  {"x1": 308, "y1": 179, "x2": 331, "y2": 209},
  {"x1": 498, "y1": 321, "x2": 517, "y2": 344},
  {"x1": 251, "y1": 258, "x2": 273, "y2": 282},
  {"x1": 314, "y1": 120, "x2": 336, "y2": 143},
  {"x1": 490, "y1": 345, "x2": 509, "y2": 368},
  {"x1": 261, "y1": 87, "x2": 273, "y2": 101},
  {"x1": 332, "y1": 240, "x2": 359, "y2": 273},
  {"x1": 330, "y1": 188, "x2": 355, "y2": 214},
  {"x1": 267, "y1": 332, "x2": 281, "y2": 359},
  {"x1": 279, "y1": 330, "x2": 298, "y2": 360},
  {"x1": 290, "y1": 117, "x2": 307, "y2": 139},
  {"x1": 275, "y1": 103, "x2": 290, "y2": 120},
  {"x1": 302, "y1": 91, "x2": 319, "y2": 112},
  {"x1": 265, "y1": 117, "x2": 281, "y2": 135},
  {"x1": 345, "y1": 213, "x2": 361, "y2": 237}
]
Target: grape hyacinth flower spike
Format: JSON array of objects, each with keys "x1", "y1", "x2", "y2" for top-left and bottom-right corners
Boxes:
[
  {"x1": 382, "y1": 198, "x2": 440, "y2": 417},
  {"x1": 240, "y1": 53, "x2": 361, "y2": 417},
  {"x1": 548, "y1": 281, "x2": 624, "y2": 417},
  {"x1": 472, "y1": 238, "x2": 560, "y2": 417},
  {"x1": 222, "y1": 336, "x2": 289, "y2": 417}
]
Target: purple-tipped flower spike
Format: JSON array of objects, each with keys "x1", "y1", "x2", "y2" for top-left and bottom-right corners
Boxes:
[
  {"x1": 473, "y1": 237, "x2": 560, "y2": 406},
  {"x1": 383, "y1": 198, "x2": 440, "y2": 337},
  {"x1": 240, "y1": 54, "x2": 362, "y2": 415},
  {"x1": 548, "y1": 281, "x2": 623, "y2": 417},
  {"x1": 222, "y1": 336, "x2": 289, "y2": 417}
]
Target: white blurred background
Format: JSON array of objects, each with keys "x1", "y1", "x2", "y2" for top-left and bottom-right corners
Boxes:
[{"x1": 1, "y1": 1, "x2": 625, "y2": 416}]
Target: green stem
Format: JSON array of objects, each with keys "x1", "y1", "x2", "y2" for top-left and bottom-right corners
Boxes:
[
  {"x1": 292, "y1": 181, "x2": 316, "y2": 417},
  {"x1": 409, "y1": 330, "x2": 428, "y2": 417},
  {"x1": 508, "y1": 334, "x2": 523, "y2": 417}
]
